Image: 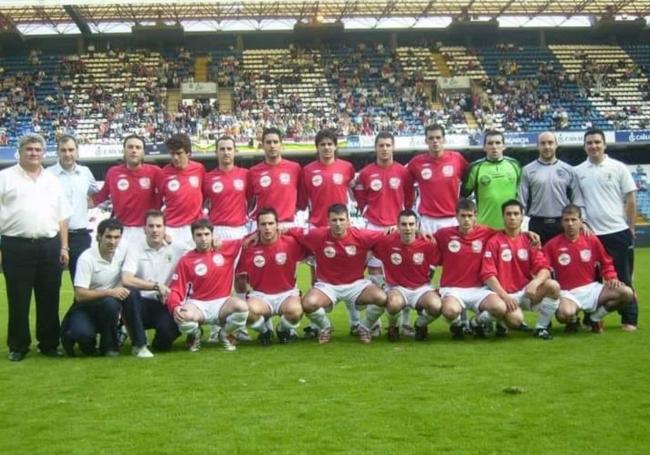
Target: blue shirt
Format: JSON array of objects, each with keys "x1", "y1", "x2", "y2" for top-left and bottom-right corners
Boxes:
[{"x1": 46, "y1": 161, "x2": 98, "y2": 230}]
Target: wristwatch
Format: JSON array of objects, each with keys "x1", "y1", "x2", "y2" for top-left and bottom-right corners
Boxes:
[{"x1": 153, "y1": 282, "x2": 160, "y2": 292}]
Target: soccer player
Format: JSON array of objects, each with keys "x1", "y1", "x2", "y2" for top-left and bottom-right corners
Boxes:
[
  {"x1": 462, "y1": 130, "x2": 521, "y2": 229},
  {"x1": 247, "y1": 127, "x2": 302, "y2": 227},
  {"x1": 92, "y1": 134, "x2": 161, "y2": 247},
  {"x1": 121, "y1": 210, "x2": 185, "y2": 357},
  {"x1": 158, "y1": 133, "x2": 205, "y2": 249},
  {"x1": 544, "y1": 205, "x2": 634, "y2": 333},
  {"x1": 165, "y1": 219, "x2": 248, "y2": 352},
  {"x1": 60, "y1": 219, "x2": 130, "y2": 357},
  {"x1": 575, "y1": 128, "x2": 638, "y2": 331},
  {"x1": 237, "y1": 209, "x2": 307, "y2": 345},
  {"x1": 371, "y1": 209, "x2": 442, "y2": 341},
  {"x1": 480, "y1": 199, "x2": 560, "y2": 339},
  {"x1": 288, "y1": 204, "x2": 388, "y2": 344},
  {"x1": 435, "y1": 199, "x2": 507, "y2": 340},
  {"x1": 518, "y1": 131, "x2": 584, "y2": 244}
]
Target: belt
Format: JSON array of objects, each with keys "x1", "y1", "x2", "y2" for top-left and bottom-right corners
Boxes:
[
  {"x1": 69, "y1": 229, "x2": 91, "y2": 235},
  {"x1": 530, "y1": 216, "x2": 561, "y2": 224},
  {"x1": 2, "y1": 235, "x2": 59, "y2": 244}
]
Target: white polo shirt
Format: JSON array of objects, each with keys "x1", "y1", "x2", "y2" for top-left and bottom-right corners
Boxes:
[
  {"x1": 122, "y1": 239, "x2": 188, "y2": 299},
  {"x1": 575, "y1": 155, "x2": 636, "y2": 235},
  {"x1": 0, "y1": 164, "x2": 71, "y2": 238},
  {"x1": 46, "y1": 162, "x2": 98, "y2": 230},
  {"x1": 74, "y1": 246, "x2": 126, "y2": 290}
]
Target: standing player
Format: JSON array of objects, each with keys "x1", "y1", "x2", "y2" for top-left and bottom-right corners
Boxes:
[
  {"x1": 544, "y1": 204, "x2": 634, "y2": 332},
  {"x1": 462, "y1": 130, "x2": 521, "y2": 229},
  {"x1": 237, "y1": 209, "x2": 307, "y2": 345},
  {"x1": 288, "y1": 204, "x2": 388, "y2": 344},
  {"x1": 371, "y1": 210, "x2": 442, "y2": 341},
  {"x1": 575, "y1": 128, "x2": 638, "y2": 331},
  {"x1": 166, "y1": 219, "x2": 248, "y2": 352},
  {"x1": 92, "y1": 134, "x2": 161, "y2": 247},
  {"x1": 518, "y1": 131, "x2": 584, "y2": 243},
  {"x1": 480, "y1": 199, "x2": 560, "y2": 339},
  {"x1": 158, "y1": 133, "x2": 205, "y2": 249}
]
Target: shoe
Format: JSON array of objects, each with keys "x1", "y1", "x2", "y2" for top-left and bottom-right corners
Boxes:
[
  {"x1": 518, "y1": 322, "x2": 532, "y2": 332},
  {"x1": 220, "y1": 331, "x2": 237, "y2": 352},
  {"x1": 414, "y1": 324, "x2": 428, "y2": 341},
  {"x1": 276, "y1": 329, "x2": 296, "y2": 344},
  {"x1": 621, "y1": 324, "x2": 637, "y2": 332},
  {"x1": 235, "y1": 329, "x2": 253, "y2": 342},
  {"x1": 103, "y1": 350, "x2": 120, "y2": 357},
  {"x1": 582, "y1": 313, "x2": 594, "y2": 329},
  {"x1": 495, "y1": 321, "x2": 509, "y2": 338},
  {"x1": 564, "y1": 321, "x2": 579, "y2": 333},
  {"x1": 117, "y1": 324, "x2": 129, "y2": 347},
  {"x1": 534, "y1": 327, "x2": 553, "y2": 340},
  {"x1": 318, "y1": 326, "x2": 332, "y2": 344},
  {"x1": 8, "y1": 351, "x2": 27, "y2": 362},
  {"x1": 462, "y1": 320, "x2": 474, "y2": 335},
  {"x1": 450, "y1": 324, "x2": 464, "y2": 340},
  {"x1": 207, "y1": 325, "x2": 222, "y2": 344},
  {"x1": 370, "y1": 322, "x2": 382, "y2": 337},
  {"x1": 470, "y1": 317, "x2": 491, "y2": 339},
  {"x1": 186, "y1": 327, "x2": 203, "y2": 352},
  {"x1": 349, "y1": 323, "x2": 360, "y2": 336},
  {"x1": 387, "y1": 325, "x2": 399, "y2": 342},
  {"x1": 132, "y1": 345, "x2": 154, "y2": 358},
  {"x1": 39, "y1": 348, "x2": 64, "y2": 358},
  {"x1": 303, "y1": 326, "x2": 319, "y2": 339},
  {"x1": 401, "y1": 324, "x2": 415, "y2": 337},
  {"x1": 61, "y1": 338, "x2": 75, "y2": 357},
  {"x1": 258, "y1": 330, "x2": 273, "y2": 346},
  {"x1": 591, "y1": 320, "x2": 604, "y2": 334},
  {"x1": 358, "y1": 325, "x2": 371, "y2": 344}
]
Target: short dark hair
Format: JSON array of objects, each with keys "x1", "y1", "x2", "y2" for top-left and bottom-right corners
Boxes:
[
  {"x1": 501, "y1": 198, "x2": 524, "y2": 215},
  {"x1": 424, "y1": 124, "x2": 445, "y2": 137},
  {"x1": 216, "y1": 135, "x2": 236, "y2": 150},
  {"x1": 97, "y1": 218, "x2": 123, "y2": 237},
  {"x1": 123, "y1": 134, "x2": 145, "y2": 149},
  {"x1": 584, "y1": 128, "x2": 606, "y2": 144},
  {"x1": 374, "y1": 131, "x2": 394, "y2": 147},
  {"x1": 483, "y1": 130, "x2": 505, "y2": 146},
  {"x1": 315, "y1": 129, "x2": 338, "y2": 147},
  {"x1": 398, "y1": 209, "x2": 419, "y2": 223},
  {"x1": 257, "y1": 207, "x2": 278, "y2": 223},
  {"x1": 262, "y1": 127, "x2": 283, "y2": 143},
  {"x1": 328, "y1": 203, "x2": 348, "y2": 217},
  {"x1": 456, "y1": 198, "x2": 476, "y2": 213},
  {"x1": 144, "y1": 209, "x2": 166, "y2": 225},
  {"x1": 561, "y1": 204, "x2": 582, "y2": 218},
  {"x1": 191, "y1": 218, "x2": 213, "y2": 234},
  {"x1": 57, "y1": 134, "x2": 78, "y2": 149},
  {"x1": 165, "y1": 133, "x2": 192, "y2": 155}
]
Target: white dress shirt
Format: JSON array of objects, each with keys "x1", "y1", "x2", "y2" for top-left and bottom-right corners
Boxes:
[{"x1": 46, "y1": 162, "x2": 98, "y2": 230}]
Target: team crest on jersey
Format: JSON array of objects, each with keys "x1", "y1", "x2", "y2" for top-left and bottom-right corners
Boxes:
[
  {"x1": 442, "y1": 165, "x2": 454, "y2": 177},
  {"x1": 253, "y1": 254, "x2": 266, "y2": 268},
  {"x1": 311, "y1": 175, "x2": 323, "y2": 187},
  {"x1": 212, "y1": 254, "x2": 225, "y2": 266},
  {"x1": 324, "y1": 246, "x2": 336, "y2": 258},
  {"x1": 517, "y1": 248, "x2": 528, "y2": 261},
  {"x1": 279, "y1": 173, "x2": 291, "y2": 185},
  {"x1": 370, "y1": 179, "x2": 383, "y2": 191},
  {"x1": 275, "y1": 252, "x2": 287, "y2": 265},
  {"x1": 471, "y1": 240, "x2": 482, "y2": 253},
  {"x1": 233, "y1": 179, "x2": 245, "y2": 191},
  {"x1": 138, "y1": 177, "x2": 151, "y2": 189},
  {"x1": 389, "y1": 177, "x2": 401, "y2": 189},
  {"x1": 189, "y1": 176, "x2": 200, "y2": 188},
  {"x1": 332, "y1": 173, "x2": 344, "y2": 185},
  {"x1": 556, "y1": 169, "x2": 567, "y2": 179},
  {"x1": 558, "y1": 253, "x2": 571, "y2": 266},
  {"x1": 260, "y1": 175, "x2": 272, "y2": 188},
  {"x1": 580, "y1": 249, "x2": 592, "y2": 262},
  {"x1": 167, "y1": 179, "x2": 180, "y2": 192},
  {"x1": 479, "y1": 175, "x2": 492, "y2": 186},
  {"x1": 390, "y1": 253, "x2": 402, "y2": 265},
  {"x1": 344, "y1": 245, "x2": 357, "y2": 256},
  {"x1": 412, "y1": 252, "x2": 424, "y2": 265},
  {"x1": 212, "y1": 181, "x2": 224, "y2": 193},
  {"x1": 420, "y1": 168, "x2": 432, "y2": 180},
  {"x1": 448, "y1": 240, "x2": 461, "y2": 253},
  {"x1": 117, "y1": 178, "x2": 129, "y2": 191},
  {"x1": 501, "y1": 248, "x2": 513, "y2": 262},
  {"x1": 194, "y1": 263, "x2": 207, "y2": 276}
]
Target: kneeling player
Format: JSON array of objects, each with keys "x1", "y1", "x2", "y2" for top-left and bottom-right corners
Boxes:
[
  {"x1": 372, "y1": 209, "x2": 441, "y2": 341},
  {"x1": 544, "y1": 204, "x2": 634, "y2": 333},
  {"x1": 238, "y1": 209, "x2": 306, "y2": 345},
  {"x1": 166, "y1": 219, "x2": 248, "y2": 351},
  {"x1": 480, "y1": 200, "x2": 560, "y2": 339}
]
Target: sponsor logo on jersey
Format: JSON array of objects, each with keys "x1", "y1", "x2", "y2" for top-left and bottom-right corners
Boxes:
[
  {"x1": 390, "y1": 252, "x2": 402, "y2": 265},
  {"x1": 517, "y1": 248, "x2": 528, "y2": 261},
  {"x1": 389, "y1": 177, "x2": 401, "y2": 189},
  {"x1": 167, "y1": 179, "x2": 180, "y2": 192},
  {"x1": 448, "y1": 239, "x2": 461, "y2": 253},
  {"x1": 279, "y1": 172, "x2": 291, "y2": 185},
  {"x1": 332, "y1": 173, "x2": 344, "y2": 185},
  {"x1": 212, "y1": 254, "x2": 225, "y2": 266},
  {"x1": 189, "y1": 176, "x2": 200, "y2": 188},
  {"x1": 370, "y1": 179, "x2": 383, "y2": 191},
  {"x1": 442, "y1": 165, "x2": 454, "y2": 177},
  {"x1": 275, "y1": 252, "x2": 287, "y2": 265},
  {"x1": 233, "y1": 179, "x2": 245, "y2": 191},
  {"x1": 253, "y1": 254, "x2": 266, "y2": 268},
  {"x1": 580, "y1": 249, "x2": 592, "y2": 262},
  {"x1": 212, "y1": 181, "x2": 224, "y2": 193},
  {"x1": 558, "y1": 253, "x2": 571, "y2": 266},
  {"x1": 471, "y1": 240, "x2": 482, "y2": 253},
  {"x1": 344, "y1": 245, "x2": 357, "y2": 256},
  {"x1": 138, "y1": 177, "x2": 150, "y2": 189},
  {"x1": 412, "y1": 252, "x2": 424, "y2": 265},
  {"x1": 260, "y1": 175, "x2": 272, "y2": 188},
  {"x1": 117, "y1": 178, "x2": 129, "y2": 191},
  {"x1": 420, "y1": 168, "x2": 432, "y2": 180},
  {"x1": 501, "y1": 248, "x2": 513, "y2": 262},
  {"x1": 312, "y1": 175, "x2": 323, "y2": 187},
  {"x1": 194, "y1": 263, "x2": 208, "y2": 276},
  {"x1": 324, "y1": 246, "x2": 336, "y2": 258}
]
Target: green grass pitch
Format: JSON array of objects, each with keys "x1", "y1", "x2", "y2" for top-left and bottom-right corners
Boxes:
[{"x1": 1, "y1": 250, "x2": 649, "y2": 453}]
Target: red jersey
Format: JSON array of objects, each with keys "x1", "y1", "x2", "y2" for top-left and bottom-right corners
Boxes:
[
  {"x1": 158, "y1": 160, "x2": 205, "y2": 227},
  {"x1": 204, "y1": 166, "x2": 249, "y2": 227},
  {"x1": 480, "y1": 231, "x2": 550, "y2": 293},
  {"x1": 354, "y1": 162, "x2": 414, "y2": 227},
  {"x1": 247, "y1": 159, "x2": 302, "y2": 222},
  {"x1": 408, "y1": 151, "x2": 468, "y2": 217},
  {"x1": 435, "y1": 225, "x2": 495, "y2": 288},
  {"x1": 166, "y1": 240, "x2": 243, "y2": 311},
  {"x1": 92, "y1": 164, "x2": 161, "y2": 227},
  {"x1": 302, "y1": 159, "x2": 355, "y2": 227},
  {"x1": 543, "y1": 233, "x2": 618, "y2": 290},
  {"x1": 236, "y1": 235, "x2": 307, "y2": 293},
  {"x1": 372, "y1": 233, "x2": 439, "y2": 288},
  {"x1": 289, "y1": 226, "x2": 384, "y2": 285}
]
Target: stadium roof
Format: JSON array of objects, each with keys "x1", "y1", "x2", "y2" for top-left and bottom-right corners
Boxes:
[{"x1": 1, "y1": 0, "x2": 648, "y2": 35}]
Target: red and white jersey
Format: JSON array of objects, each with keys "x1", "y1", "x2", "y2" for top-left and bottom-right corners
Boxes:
[
  {"x1": 289, "y1": 226, "x2": 384, "y2": 285},
  {"x1": 248, "y1": 159, "x2": 302, "y2": 222},
  {"x1": 372, "y1": 232, "x2": 439, "y2": 288},
  {"x1": 480, "y1": 231, "x2": 550, "y2": 293},
  {"x1": 408, "y1": 151, "x2": 468, "y2": 217},
  {"x1": 92, "y1": 164, "x2": 161, "y2": 227},
  {"x1": 302, "y1": 159, "x2": 355, "y2": 227},
  {"x1": 236, "y1": 235, "x2": 307, "y2": 294},
  {"x1": 166, "y1": 240, "x2": 243, "y2": 312},
  {"x1": 544, "y1": 233, "x2": 618, "y2": 290},
  {"x1": 435, "y1": 225, "x2": 495, "y2": 288},
  {"x1": 204, "y1": 166, "x2": 249, "y2": 227},
  {"x1": 158, "y1": 160, "x2": 205, "y2": 227},
  {"x1": 354, "y1": 162, "x2": 415, "y2": 227}
]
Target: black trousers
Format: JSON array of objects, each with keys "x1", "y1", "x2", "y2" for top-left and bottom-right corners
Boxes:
[
  {"x1": 68, "y1": 229, "x2": 91, "y2": 284},
  {"x1": 1, "y1": 235, "x2": 62, "y2": 353},
  {"x1": 598, "y1": 229, "x2": 638, "y2": 325},
  {"x1": 122, "y1": 289, "x2": 180, "y2": 351},
  {"x1": 528, "y1": 217, "x2": 563, "y2": 245},
  {"x1": 60, "y1": 297, "x2": 121, "y2": 355}
]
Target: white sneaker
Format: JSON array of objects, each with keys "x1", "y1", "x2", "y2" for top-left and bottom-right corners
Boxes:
[
  {"x1": 132, "y1": 345, "x2": 154, "y2": 358},
  {"x1": 186, "y1": 327, "x2": 203, "y2": 352},
  {"x1": 220, "y1": 331, "x2": 237, "y2": 352},
  {"x1": 234, "y1": 329, "x2": 252, "y2": 342},
  {"x1": 207, "y1": 325, "x2": 222, "y2": 344}
]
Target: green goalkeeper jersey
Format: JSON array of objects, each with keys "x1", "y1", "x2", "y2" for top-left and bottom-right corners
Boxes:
[{"x1": 461, "y1": 156, "x2": 521, "y2": 229}]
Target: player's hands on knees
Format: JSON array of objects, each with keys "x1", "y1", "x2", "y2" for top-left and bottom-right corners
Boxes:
[
  {"x1": 111, "y1": 287, "x2": 130, "y2": 300},
  {"x1": 503, "y1": 295, "x2": 518, "y2": 312},
  {"x1": 525, "y1": 280, "x2": 541, "y2": 298},
  {"x1": 173, "y1": 306, "x2": 188, "y2": 323},
  {"x1": 605, "y1": 279, "x2": 623, "y2": 289}
]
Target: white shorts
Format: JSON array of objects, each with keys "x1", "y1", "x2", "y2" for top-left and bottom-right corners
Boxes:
[
  {"x1": 213, "y1": 224, "x2": 249, "y2": 240},
  {"x1": 561, "y1": 282, "x2": 604, "y2": 312},
  {"x1": 249, "y1": 289, "x2": 300, "y2": 315},
  {"x1": 419, "y1": 215, "x2": 458, "y2": 235},
  {"x1": 440, "y1": 286, "x2": 495, "y2": 313},
  {"x1": 167, "y1": 225, "x2": 195, "y2": 250},
  {"x1": 314, "y1": 279, "x2": 373, "y2": 306},
  {"x1": 365, "y1": 221, "x2": 390, "y2": 268},
  {"x1": 509, "y1": 288, "x2": 533, "y2": 311},
  {"x1": 388, "y1": 284, "x2": 435, "y2": 309},
  {"x1": 186, "y1": 297, "x2": 228, "y2": 324}
]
